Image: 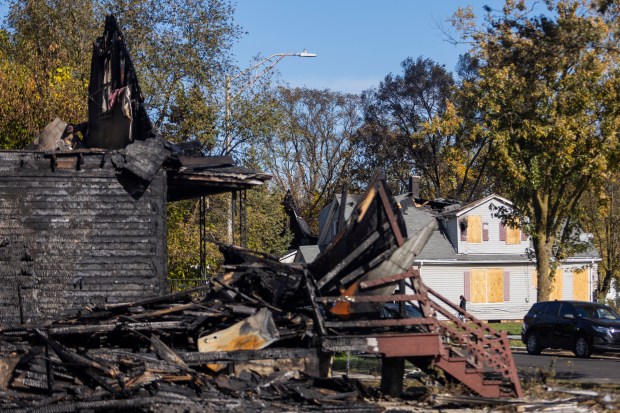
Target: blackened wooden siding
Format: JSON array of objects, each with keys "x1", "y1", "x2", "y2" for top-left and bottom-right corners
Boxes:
[{"x1": 0, "y1": 152, "x2": 167, "y2": 326}]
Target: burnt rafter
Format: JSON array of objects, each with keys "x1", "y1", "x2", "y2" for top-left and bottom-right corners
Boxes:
[{"x1": 309, "y1": 173, "x2": 407, "y2": 296}]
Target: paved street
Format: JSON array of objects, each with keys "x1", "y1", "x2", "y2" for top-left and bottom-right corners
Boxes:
[{"x1": 513, "y1": 351, "x2": 620, "y2": 384}]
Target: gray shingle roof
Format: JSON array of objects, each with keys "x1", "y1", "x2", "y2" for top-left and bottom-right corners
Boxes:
[
  {"x1": 311, "y1": 192, "x2": 600, "y2": 265},
  {"x1": 296, "y1": 245, "x2": 321, "y2": 264}
]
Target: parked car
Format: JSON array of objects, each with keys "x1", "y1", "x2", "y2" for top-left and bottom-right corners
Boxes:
[
  {"x1": 381, "y1": 302, "x2": 423, "y2": 319},
  {"x1": 522, "y1": 300, "x2": 620, "y2": 358}
]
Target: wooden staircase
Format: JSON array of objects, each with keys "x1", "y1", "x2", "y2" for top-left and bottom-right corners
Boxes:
[{"x1": 312, "y1": 267, "x2": 523, "y2": 399}]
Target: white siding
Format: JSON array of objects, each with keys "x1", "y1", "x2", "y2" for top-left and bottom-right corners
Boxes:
[
  {"x1": 455, "y1": 199, "x2": 529, "y2": 255},
  {"x1": 414, "y1": 262, "x2": 598, "y2": 321},
  {"x1": 417, "y1": 263, "x2": 536, "y2": 321},
  {"x1": 561, "y1": 263, "x2": 598, "y2": 301}
]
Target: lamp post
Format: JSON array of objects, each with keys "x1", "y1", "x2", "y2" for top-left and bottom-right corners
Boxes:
[
  {"x1": 224, "y1": 50, "x2": 317, "y2": 155},
  {"x1": 223, "y1": 50, "x2": 316, "y2": 245}
]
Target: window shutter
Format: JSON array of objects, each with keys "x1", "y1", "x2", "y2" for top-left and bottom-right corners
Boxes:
[
  {"x1": 503, "y1": 271, "x2": 510, "y2": 301},
  {"x1": 483, "y1": 222, "x2": 489, "y2": 241},
  {"x1": 499, "y1": 223, "x2": 506, "y2": 241},
  {"x1": 464, "y1": 271, "x2": 471, "y2": 301},
  {"x1": 521, "y1": 230, "x2": 528, "y2": 241}
]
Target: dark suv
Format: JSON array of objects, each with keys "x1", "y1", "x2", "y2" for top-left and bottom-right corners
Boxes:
[{"x1": 522, "y1": 300, "x2": 620, "y2": 358}]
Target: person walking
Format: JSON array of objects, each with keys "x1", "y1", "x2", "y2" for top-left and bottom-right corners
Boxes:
[{"x1": 458, "y1": 295, "x2": 467, "y2": 321}]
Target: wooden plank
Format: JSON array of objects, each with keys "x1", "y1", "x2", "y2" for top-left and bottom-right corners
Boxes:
[
  {"x1": 487, "y1": 268, "x2": 504, "y2": 303},
  {"x1": 573, "y1": 268, "x2": 589, "y2": 301},
  {"x1": 506, "y1": 225, "x2": 521, "y2": 245},
  {"x1": 47, "y1": 321, "x2": 186, "y2": 335},
  {"x1": 355, "y1": 184, "x2": 377, "y2": 223},
  {"x1": 324, "y1": 317, "x2": 436, "y2": 329},
  {"x1": 470, "y1": 269, "x2": 487, "y2": 303},
  {"x1": 316, "y1": 294, "x2": 426, "y2": 304},
  {"x1": 550, "y1": 268, "x2": 563, "y2": 301},
  {"x1": 376, "y1": 184, "x2": 405, "y2": 247},
  {"x1": 360, "y1": 269, "x2": 418, "y2": 289},
  {"x1": 467, "y1": 215, "x2": 482, "y2": 243},
  {"x1": 181, "y1": 348, "x2": 317, "y2": 365}
]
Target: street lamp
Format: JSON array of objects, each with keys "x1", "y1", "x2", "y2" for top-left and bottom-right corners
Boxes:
[
  {"x1": 224, "y1": 50, "x2": 317, "y2": 155},
  {"x1": 222, "y1": 50, "x2": 316, "y2": 246}
]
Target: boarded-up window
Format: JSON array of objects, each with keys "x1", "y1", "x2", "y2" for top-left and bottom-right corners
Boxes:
[
  {"x1": 573, "y1": 268, "x2": 589, "y2": 301},
  {"x1": 487, "y1": 268, "x2": 504, "y2": 303},
  {"x1": 470, "y1": 269, "x2": 487, "y2": 303},
  {"x1": 506, "y1": 226, "x2": 521, "y2": 245},
  {"x1": 532, "y1": 269, "x2": 563, "y2": 300},
  {"x1": 470, "y1": 268, "x2": 505, "y2": 303},
  {"x1": 467, "y1": 215, "x2": 482, "y2": 243},
  {"x1": 549, "y1": 269, "x2": 563, "y2": 301}
]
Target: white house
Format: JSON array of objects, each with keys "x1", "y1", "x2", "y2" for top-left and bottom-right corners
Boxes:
[{"x1": 297, "y1": 192, "x2": 600, "y2": 321}]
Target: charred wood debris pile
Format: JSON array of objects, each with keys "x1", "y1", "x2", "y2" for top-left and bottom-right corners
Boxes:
[{"x1": 0, "y1": 246, "x2": 383, "y2": 413}]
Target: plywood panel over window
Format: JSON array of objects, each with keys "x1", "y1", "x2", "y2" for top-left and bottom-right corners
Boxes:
[
  {"x1": 470, "y1": 269, "x2": 487, "y2": 303},
  {"x1": 534, "y1": 269, "x2": 563, "y2": 300},
  {"x1": 467, "y1": 215, "x2": 482, "y2": 243},
  {"x1": 487, "y1": 268, "x2": 505, "y2": 303},
  {"x1": 573, "y1": 268, "x2": 589, "y2": 301},
  {"x1": 470, "y1": 268, "x2": 505, "y2": 303},
  {"x1": 549, "y1": 269, "x2": 563, "y2": 301},
  {"x1": 506, "y1": 226, "x2": 521, "y2": 245}
]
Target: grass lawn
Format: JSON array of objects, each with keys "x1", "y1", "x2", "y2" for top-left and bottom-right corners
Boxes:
[
  {"x1": 488, "y1": 321, "x2": 522, "y2": 335},
  {"x1": 488, "y1": 321, "x2": 523, "y2": 346}
]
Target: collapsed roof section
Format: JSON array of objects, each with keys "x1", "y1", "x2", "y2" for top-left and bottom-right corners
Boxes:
[{"x1": 32, "y1": 140, "x2": 271, "y2": 201}]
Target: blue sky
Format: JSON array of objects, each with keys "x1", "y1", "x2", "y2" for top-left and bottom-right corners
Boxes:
[
  {"x1": 0, "y1": 1, "x2": 506, "y2": 94},
  {"x1": 231, "y1": 1, "x2": 505, "y2": 94}
]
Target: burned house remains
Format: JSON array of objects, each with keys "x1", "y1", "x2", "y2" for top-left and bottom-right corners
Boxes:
[
  {"x1": 0, "y1": 15, "x2": 532, "y2": 412},
  {"x1": 0, "y1": 16, "x2": 269, "y2": 326}
]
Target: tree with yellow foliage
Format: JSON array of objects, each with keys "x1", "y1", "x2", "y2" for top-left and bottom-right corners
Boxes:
[{"x1": 452, "y1": 0, "x2": 620, "y2": 301}]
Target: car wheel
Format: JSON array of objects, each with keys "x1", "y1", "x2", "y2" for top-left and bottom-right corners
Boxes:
[
  {"x1": 574, "y1": 335, "x2": 591, "y2": 358},
  {"x1": 526, "y1": 333, "x2": 542, "y2": 355}
]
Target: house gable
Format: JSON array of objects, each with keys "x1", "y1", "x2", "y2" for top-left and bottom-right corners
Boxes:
[{"x1": 444, "y1": 195, "x2": 529, "y2": 255}]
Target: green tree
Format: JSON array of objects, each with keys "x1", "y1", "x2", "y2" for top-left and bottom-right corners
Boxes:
[
  {"x1": 580, "y1": 174, "x2": 620, "y2": 300},
  {"x1": 244, "y1": 182, "x2": 292, "y2": 255},
  {"x1": 354, "y1": 57, "x2": 489, "y2": 199},
  {"x1": 167, "y1": 199, "x2": 223, "y2": 280},
  {"x1": 1, "y1": 0, "x2": 97, "y2": 147},
  {"x1": 452, "y1": 0, "x2": 620, "y2": 301}
]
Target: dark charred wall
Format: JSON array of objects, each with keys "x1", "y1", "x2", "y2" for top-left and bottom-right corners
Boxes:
[{"x1": 0, "y1": 152, "x2": 167, "y2": 326}]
